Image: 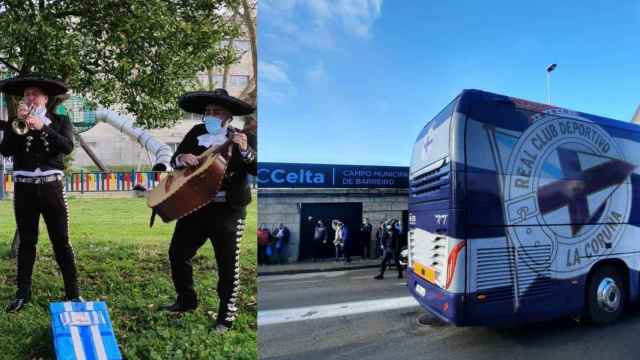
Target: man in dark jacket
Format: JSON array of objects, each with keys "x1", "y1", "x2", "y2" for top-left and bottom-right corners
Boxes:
[
  {"x1": 159, "y1": 89, "x2": 256, "y2": 333},
  {"x1": 312, "y1": 220, "x2": 328, "y2": 261},
  {"x1": 273, "y1": 223, "x2": 290, "y2": 264},
  {"x1": 0, "y1": 75, "x2": 82, "y2": 312},
  {"x1": 340, "y1": 222, "x2": 351, "y2": 264},
  {"x1": 360, "y1": 218, "x2": 373, "y2": 259},
  {"x1": 374, "y1": 220, "x2": 403, "y2": 279},
  {"x1": 375, "y1": 221, "x2": 386, "y2": 258}
]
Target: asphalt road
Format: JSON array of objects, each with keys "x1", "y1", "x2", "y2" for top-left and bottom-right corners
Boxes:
[{"x1": 258, "y1": 268, "x2": 640, "y2": 360}]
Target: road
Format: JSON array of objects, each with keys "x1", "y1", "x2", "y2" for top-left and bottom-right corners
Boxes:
[{"x1": 258, "y1": 268, "x2": 640, "y2": 360}]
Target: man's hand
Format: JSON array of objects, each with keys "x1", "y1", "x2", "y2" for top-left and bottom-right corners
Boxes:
[
  {"x1": 180, "y1": 153, "x2": 200, "y2": 167},
  {"x1": 231, "y1": 132, "x2": 248, "y2": 151},
  {"x1": 17, "y1": 103, "x2": 30, "y2": 120},
  {"x1": 26, "y1": 115, "x2": 44, "y2": 131}
]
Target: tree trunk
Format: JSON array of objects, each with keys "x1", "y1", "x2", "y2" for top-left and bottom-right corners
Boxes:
[
  {"x1": 239, "y1": 0, "x2": 257, "y2": 106},
  {"x1": 75, "y1": 133, "x2": 109, "y2": 172},
  {"x1": 241, "y1": 0, "x2": 257, "y2": 82},
  {"x1": 222, "y1": 11, "x2": 240, "y2": 90}
]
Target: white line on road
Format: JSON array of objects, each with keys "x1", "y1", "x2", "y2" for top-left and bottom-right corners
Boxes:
[
  {"x1": 268, "y1": 279, "x2": 324, "y2": 286},
  {"x1": 260, "y1": 271, "x2": 347, "y2": 282},
  {"x1": 258, "y1": 296, "x2": 419, "y2": 326},
  {"x1": 350, "y1": 275, "x2": 378, "y2": 280}
]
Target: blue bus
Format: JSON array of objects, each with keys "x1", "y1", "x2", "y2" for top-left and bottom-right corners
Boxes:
[{"x1": 407, "y1": 89, "x2": 640, "y2": 326}]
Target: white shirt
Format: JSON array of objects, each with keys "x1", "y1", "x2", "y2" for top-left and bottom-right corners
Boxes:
[
  {"x1": 196, "y1": 131, "x2": 228, "y2": 148},
  {"x1": 32, "y1": 106, "x2": 52, "y2": 126}
]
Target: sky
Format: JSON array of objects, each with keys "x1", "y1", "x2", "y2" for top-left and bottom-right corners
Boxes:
[{"x1": 258, "y1": 0, "x2": 640, "y2": 166}]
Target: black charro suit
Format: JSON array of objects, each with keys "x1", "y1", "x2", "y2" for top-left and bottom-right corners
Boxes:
[
  {"x1": 0, "y1": 112, "x2": 74, "y2": 169},
  {"x1": 166, "y1": 123, "x2": 256, "y2": 327},
  {"x1": 0, "y1": 112, "x2": 80, "y2": 302}
]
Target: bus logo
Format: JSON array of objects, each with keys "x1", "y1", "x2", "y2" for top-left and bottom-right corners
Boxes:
[{"x1": 502, "y1": 112, "x2": 634, "y2": 274}]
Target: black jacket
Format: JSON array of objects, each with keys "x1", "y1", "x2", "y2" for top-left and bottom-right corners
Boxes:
[
  {"x1": 313, "y1": 225, "x2": 328, "y2": 242},
  {"x1": 0, "y1": 113, "x2": 74, "y2": 171},
  {"x1": 382, "y1": 227, "x2": 399, "y2": 254},
  {"x1": 170, "y1": 124, "x2": 257, "y2": 209}
]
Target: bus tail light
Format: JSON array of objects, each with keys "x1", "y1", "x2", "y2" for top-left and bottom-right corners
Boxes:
[{"x1": 445, "y1": 241, "x2": 465, "y2": 290}]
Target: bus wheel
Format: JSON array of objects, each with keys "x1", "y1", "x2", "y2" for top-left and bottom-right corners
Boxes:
[{"x1": 585, "y1": 266, "x2": 625, "y2": 326}]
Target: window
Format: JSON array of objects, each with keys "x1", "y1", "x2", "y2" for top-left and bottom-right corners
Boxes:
[
  {"x1": 234, "y1": 40, "x2": 251, "y2": 53},
  {"x1": 197, "y1": 73, "x2": 209, "y2": 88},
  {"x1": 230, "y1": 75, "x2": 249, "y2": 87},
  {"x1": 212, "y1": 75, "x2": 224, "y2": 88}
]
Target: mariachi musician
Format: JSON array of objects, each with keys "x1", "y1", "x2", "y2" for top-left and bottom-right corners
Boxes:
[
  {"x1": 0, "y1": 75, "x2": 82, "y2": 312},
  {"x1": 160, "y1": 88, "x2": 256, "y2": 333}
]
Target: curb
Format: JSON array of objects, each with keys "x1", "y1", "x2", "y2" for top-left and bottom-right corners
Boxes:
[{"x1": 258, "y1": 263, "x2": 380, "y2": 276}]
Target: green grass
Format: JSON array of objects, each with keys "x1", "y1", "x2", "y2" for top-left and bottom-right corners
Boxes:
[{"x1": 0, "y1": 198, "x2": 257, "y2": 360}]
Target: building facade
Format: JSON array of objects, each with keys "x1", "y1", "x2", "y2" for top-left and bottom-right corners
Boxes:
[{"x1": 258, "y1": 162, "x2": 410, "y2": 263}]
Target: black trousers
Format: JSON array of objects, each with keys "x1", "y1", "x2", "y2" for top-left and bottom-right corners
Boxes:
[
  {"x1": 169, "y1": 202, "x2": 246, "y2": 326},
  {"x1": 379, "y1": 250, "x2": 402, "y2": 277},
  {"x1": 343, "y1": 242, "x2": 351, "y2": 263},
  {"x1": 13, "y1": 180, "x2": 79, "y2": 299}
]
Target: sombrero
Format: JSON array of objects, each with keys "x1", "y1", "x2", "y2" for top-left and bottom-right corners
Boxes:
[
  {"x1": 0, "y1": 74, "x2": 68, "y2": 97},
  {"x1": 178, "y1": 88, "x2": 255, "y2": 116}
]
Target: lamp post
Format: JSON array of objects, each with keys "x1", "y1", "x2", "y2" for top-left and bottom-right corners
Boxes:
[{"x1": 546, "y1": 63, "x2": 557, "y2": 105}]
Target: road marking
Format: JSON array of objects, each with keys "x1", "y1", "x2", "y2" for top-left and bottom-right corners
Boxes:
[
  {"x1": 258, "y1": 296, "x2": 419, "y2": 326},
  {"x1": 351, "y1": 275, "x2": 377, "y2": 280},
  {"x1": 260, "y1": 271, "x2": 347, "y2": 282},
  {"x1": 268, "y1": 279, "x2": 323, "y2": 286}
]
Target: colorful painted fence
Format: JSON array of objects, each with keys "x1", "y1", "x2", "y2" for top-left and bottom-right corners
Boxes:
[{"x1": 2, "y1": 171, "x2": 166, "y2": 193}]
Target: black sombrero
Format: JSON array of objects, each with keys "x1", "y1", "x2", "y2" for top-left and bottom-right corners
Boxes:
[
  {"x1": 178, "y1": 88, "x2": 255, "y2": 116},
  {"x1": 0, "y1": 74, "x2": 68, "y2": 97}
]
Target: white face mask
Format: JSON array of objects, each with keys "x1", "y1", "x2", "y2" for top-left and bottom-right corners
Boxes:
[{"x1": 206, "y1": 115, "x2": 228, "y2": 135}]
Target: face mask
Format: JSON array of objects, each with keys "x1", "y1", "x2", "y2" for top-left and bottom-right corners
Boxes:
[{"x1": 203, "y1": 115, "x2": 223, "y2": 134}]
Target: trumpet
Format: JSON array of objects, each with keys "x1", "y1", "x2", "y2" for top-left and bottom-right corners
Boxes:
[{"x1": 12, "y1": 102, "x2": 34, "y2": 135}]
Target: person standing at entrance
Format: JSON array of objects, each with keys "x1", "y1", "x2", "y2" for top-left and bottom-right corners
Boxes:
[
  {"x1": 360, "y1": 218, "x2": 372, "y2": 259},
  {"x1": 341, "y1": 222, "x2": 351, "y2": 264},
  {"x1": 332, "y1": 220, "x2": 344, "y2": 262},
  {"x1": 273, "y1": 223, "x2": 290, "y2": 264},
  {"x1": 313, "y1": 220, "x2": 328, "y2": 261},
  {"x1": 257, "y1": 223, "x2": 270, "y2": 265}
]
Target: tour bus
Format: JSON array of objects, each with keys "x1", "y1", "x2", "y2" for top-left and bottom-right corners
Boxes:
[{"x1": 407, "y1": 89, "x2": 640, "y2": 326}]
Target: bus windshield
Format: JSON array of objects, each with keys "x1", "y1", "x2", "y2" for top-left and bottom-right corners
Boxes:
[{"x1": 410, "y1": 99, "x2": 456, "y2": 177}]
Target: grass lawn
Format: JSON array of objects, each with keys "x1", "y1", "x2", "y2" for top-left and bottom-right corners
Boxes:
[{"x1": 0, "y1": 197, "x2": 257, "y2": 360}]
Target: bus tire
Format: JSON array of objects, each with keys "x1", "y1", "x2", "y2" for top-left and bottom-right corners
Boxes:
[{"x1": 585, "y1": 265, "x2": 625, "y2": 326}]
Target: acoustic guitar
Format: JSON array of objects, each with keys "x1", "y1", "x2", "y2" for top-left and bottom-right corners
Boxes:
[{"x1": 147, "y1": 123, "x2": 255, "y2": 223}]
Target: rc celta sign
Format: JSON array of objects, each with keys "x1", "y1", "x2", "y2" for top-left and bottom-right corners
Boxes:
[{"x1": 258, "y1": 162, "x2": 409, "y2": 189}]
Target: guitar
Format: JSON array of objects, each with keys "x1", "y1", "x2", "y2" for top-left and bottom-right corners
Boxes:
[{"x1": 147, "y1": 122, "x2": 256, "y2": 224}]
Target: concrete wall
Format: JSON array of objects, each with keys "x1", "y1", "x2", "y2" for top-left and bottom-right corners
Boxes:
[{"x1": 258, "y1": 188, "x2": 408, "y2": 263}]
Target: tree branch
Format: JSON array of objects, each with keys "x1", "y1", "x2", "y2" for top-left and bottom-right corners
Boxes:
[
  {"x1": 49, "y1": 9, "x2": 82, "y2": 18},
  {"x1": 0, "y1": 57, "x2": 20, "y2": 73},
  {"x1": 240, "y1": 0, "x2": 257, "y2": 85}
]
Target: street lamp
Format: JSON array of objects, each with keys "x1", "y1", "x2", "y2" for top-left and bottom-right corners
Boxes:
[{"x1": 546, "y1": 63, "x2": 557, "y2": 105}]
